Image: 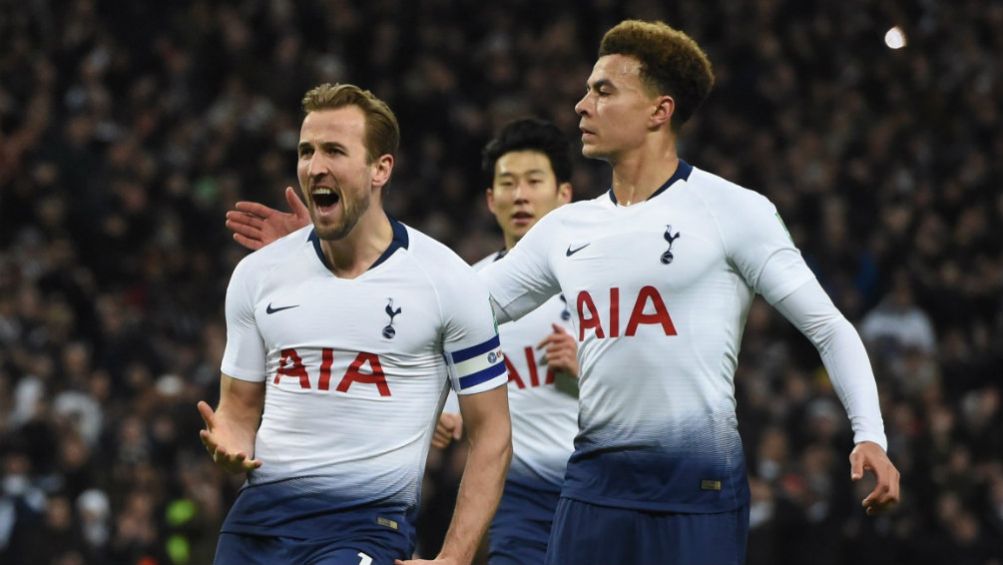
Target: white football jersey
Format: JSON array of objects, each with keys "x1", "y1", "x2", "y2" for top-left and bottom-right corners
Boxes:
[
  {"x1": 470, "y1": 252, "x2": 577, "y2": 491},
  {"x1": 481, "y1": 161, "x2": 819, "y2": 513},
  {"x1": 220, "y1": 218, "x2": 506, "y2": 535}
]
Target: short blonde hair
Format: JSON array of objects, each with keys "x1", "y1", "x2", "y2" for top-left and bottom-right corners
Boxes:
[
  {"x1": 599, "y1": 20, "x2": 714, "y2": 130},
  {"x1": 302, "y1": 83, "x2": 400, "y2": 162}
]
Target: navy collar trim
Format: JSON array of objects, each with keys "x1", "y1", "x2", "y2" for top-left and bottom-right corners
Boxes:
[
  {"x1": 493, "y1": 248, "x2": 508, "y2": 262},
  {"x1": 608, "y1": 159, "x2": 693, "y2": 204},
  {"x1": 308, "y1": 215, "x2": 409, "y2": 272}
]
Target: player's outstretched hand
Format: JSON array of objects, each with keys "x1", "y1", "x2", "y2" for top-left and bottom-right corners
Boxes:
[
  {"x1": 225, "y1": 186, "x2": 310, "y2": 250},
  {"x1": 538, "y1": 323, "x2": 579, "y2": 377},
  {"x1": 197, "y1": 400, "x2": 263, "y2": 473},
  {"x1": 432, "y1": 412, "x2": 464, "y2": 449},
  {"x1": 850, "y1": 441, "x2": 900, "y2": 515}
]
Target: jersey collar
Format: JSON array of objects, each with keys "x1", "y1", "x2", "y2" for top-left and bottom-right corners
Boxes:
[
  {"x1": 308, "y1": 215, "x2": 410, "y2": 272},
  {"x1": 608, "y1": 159, "x2": 693, "y2": 205}
]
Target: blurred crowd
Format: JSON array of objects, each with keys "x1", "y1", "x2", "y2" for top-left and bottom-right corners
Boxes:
[{"x1": 1, "y1": 0, "x2": 1000, "y2": 564}]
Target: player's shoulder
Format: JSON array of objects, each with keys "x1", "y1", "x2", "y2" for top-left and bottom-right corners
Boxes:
[
  {"x1": 690, "y1": 167, "x2": 774, "y2": 207},
  {"x1": 233, "y1": 225, "x2": 313, "y2": 275},
  {"x1": 400, "y1": 223, "x2": 480, "y2": 278},
  {"x1": 470, "y1": 252, "x2": 502, "y2": 273},
  {"x1": 523, "y1": 198, "x2": 598, "y2": 233},
  {"x1": 686, "y1": 166, "x2": 774, "y2": 211}
]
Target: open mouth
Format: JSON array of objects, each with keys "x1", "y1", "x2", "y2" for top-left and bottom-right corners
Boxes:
[
  {"x1": 511, "y1": 211, "x2": 533, "y2": 224},
  {"x1": 312, "y1": 187, "x2": 341, "y2": 209}
]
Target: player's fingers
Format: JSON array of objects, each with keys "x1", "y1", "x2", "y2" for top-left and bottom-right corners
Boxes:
[
  {"x1": 287, "y1": 186, "x2": 309, "y2": 218},
  {"x1": 871, "y1": 466, "x2": 901, "y2": 507},
  {"x1": 199, "y1": 429, "x2": 218, "y2": 452},
  {"x1": 234, "y1": 201, "x2": 274, "y2": 218},
  {"x1": 230, "y1": 213, "x2": 264, "y2": 232},
  {"x1": 226, "y1": 210, "x2": 259, "y2": 223},
  {"x1": 889, "y1": 468, "x2": 901, "y2": 502},
  {"x1": 232, "y1": 232, "x2": 263, "y2": 251},
  {"x1": 538, "y1": 324, "x2": 573, "y2": 347},
  {"x1": 197, "y1": 401, "x2": 216, "y2": 429},
  {"x1": 536, "y1": 334, "x2": 555, "y2": 349},
  {"x1": 862, "y1": 478, "x2": 891, "y2": 508},
  {"x1": 226, "y1": 220, "x2": 262, "y2": 243},
  {"x1": 849, "y1": 450, "x2": 866, "y2": 480},
  {"x1": 452, "y1": 418, "x2": 463, "y2": 440},
  {"x1": 432, "y1": 425, "x2": 451, "y2": 444}
]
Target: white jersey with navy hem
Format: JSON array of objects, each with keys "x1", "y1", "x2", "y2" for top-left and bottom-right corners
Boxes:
[
  {"x1": 220, "y1": 218, "x2": 506, "y2": 535},
  {"x1": 471, "y1": 252, "x2": 577, "y2": 491},
  {"x1": 481, "y1": 161, "x2": 828, "y2": 513}
]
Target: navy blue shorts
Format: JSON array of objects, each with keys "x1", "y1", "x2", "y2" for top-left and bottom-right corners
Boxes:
[
  {"x1": 488, "y1": 480, "x2": 561, "y2": 565},
  {"x1": 544, "y1": 497, "x2": 749, "y2": 565},
  {"x1": 214, "y1": 506, "x2": 412, "y2": 565}
]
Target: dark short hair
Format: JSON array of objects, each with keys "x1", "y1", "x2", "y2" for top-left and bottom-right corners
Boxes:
[
  {"x1": 302, "y1": 83, "x2": 400, "y2": 162},
  {"x1": 481, "y1": 118, "x2": 573, "y2": 185},
  {"x1": 599, "y1": 20, "x2": 714, "y2": 130}
]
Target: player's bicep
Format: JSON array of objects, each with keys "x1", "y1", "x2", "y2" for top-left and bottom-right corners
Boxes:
[
  {"x1": 726, "y1": 195, "x2": 814, "y2": 304},
  {"x1": 440, "y1": 270, "x2": 508, "y2": 395},
  {"x1": 220, "y1": 262, "x2": 268, "y2": 381},
  {"x1": 445, "y1": 333, "x2": 508, "y2": 395},
  {"x1": 480, "y1": 216, "x2": 561, "y2": 322},
  {"x1": 456, "y1": 385, "x2": 511, "y2": 445}
]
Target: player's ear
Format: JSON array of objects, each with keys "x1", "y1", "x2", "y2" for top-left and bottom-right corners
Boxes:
[
  {"x1": 649, "y1": 95, "x2": 675, "y2": 130},
  {"x1": 371, "y1": 154, "x2": 394, "y2": 189},
  {"x1": 486, "y1": 187, "x2": 496, "y2": 213},
  {"x1": 557, "y1": 182, "x2": 572, "y2": 204}
]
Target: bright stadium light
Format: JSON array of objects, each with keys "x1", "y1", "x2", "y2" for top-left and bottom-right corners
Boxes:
[{"x1": 884, "y1": 26, "x2": 906, "y2": 49}]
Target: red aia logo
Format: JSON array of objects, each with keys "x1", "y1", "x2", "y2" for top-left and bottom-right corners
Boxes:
[
  {"x1": 577, "y1": 286, "x2": 677, "y2": 341},
  {"x1": 274, "y1": 349, "x2": 390, "y2": 396}
]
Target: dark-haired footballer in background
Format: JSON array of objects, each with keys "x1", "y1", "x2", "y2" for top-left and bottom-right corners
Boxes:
[{"x1": 434, "y1": 118, "x2": 579, "y2": 565}]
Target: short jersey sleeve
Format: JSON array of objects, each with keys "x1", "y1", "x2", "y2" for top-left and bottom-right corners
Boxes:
[
  {"x1": 719, "y1": 191, "x2": 816, "y2": 305},
  {"x1": 220, "y1": 260, "x2": 268, "y2": 381},
  {"x1": 480, "y1": 212, "x2": 563, "y2": 323},
  {"x1": 438, "y1": 263, "x2": 508, "y2": 396}
]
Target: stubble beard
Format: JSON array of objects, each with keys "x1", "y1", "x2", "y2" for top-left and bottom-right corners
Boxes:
[{"x1": 313, "y1": 190, "x2": 372, "y2": 241}]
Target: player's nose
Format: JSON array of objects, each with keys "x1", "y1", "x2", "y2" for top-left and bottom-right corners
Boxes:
[{"x1": 307, "y1": 153, "x2": 333, "y2": 179}]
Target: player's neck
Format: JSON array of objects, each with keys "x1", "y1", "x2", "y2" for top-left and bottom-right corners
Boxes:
[
  {"x1": 319, "y1": 209, "x2": 393, "y2": 279},
  {"x1": 610, "y1": 137, "x2": 678, "y2": 206},
  {"x1": 503, "y1": 232, "x2": 518, "y2": 251}
]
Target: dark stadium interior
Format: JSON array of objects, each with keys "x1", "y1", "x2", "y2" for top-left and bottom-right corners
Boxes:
[{"x1": 1, "y1": 0, "x2": 1001, "y2": 563}]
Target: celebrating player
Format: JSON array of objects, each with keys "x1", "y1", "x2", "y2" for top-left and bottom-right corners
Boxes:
[
  {"x1": 198, "y1": 83, "x2": 512, "y2": 565},
  {"x1": 226, "y1": 118, "x2": 580, "y2": 565},
  {"x1": 480, "y1": 20, "x2": 900, "y2": 564},
  {"x1": 432, "y1": 118, "x2": 579, "y2": 565}
]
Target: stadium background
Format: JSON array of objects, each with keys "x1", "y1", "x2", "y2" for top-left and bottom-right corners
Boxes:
[{"x1": 1, "y1": 0, "x2": 1000, "y2": 563}]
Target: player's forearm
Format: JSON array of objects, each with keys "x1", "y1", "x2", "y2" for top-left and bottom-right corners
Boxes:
[
  {"x1": 217, "y1": 375, "x2": 266, "y2": 440},
  {"x1": 813, "y1": 316, "x2": 887, "y2": 449},
  {"x1": 437, "y1": 423, "x2": 512, "y2": 564},
  {"x1": 774, "y1": 282, "x2": 887, "y2": 449}
]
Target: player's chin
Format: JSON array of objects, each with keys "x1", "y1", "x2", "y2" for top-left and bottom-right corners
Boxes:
[
  {"x1": 314, "y1": 221, "x2": 349, "y2": 241},
  {"x1": 580, "y1": 143, "x2": 605, "y2": 159}
]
